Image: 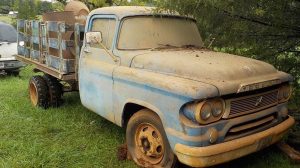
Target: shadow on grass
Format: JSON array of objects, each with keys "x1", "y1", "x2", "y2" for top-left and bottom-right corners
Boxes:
[{"x1": 178, "y1": 146, "x2": 295, "y2": 168}]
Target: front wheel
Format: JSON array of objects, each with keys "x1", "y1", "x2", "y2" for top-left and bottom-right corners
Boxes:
[{"x1": 126, "y1": 109, "x2": 177, "y2": 168}]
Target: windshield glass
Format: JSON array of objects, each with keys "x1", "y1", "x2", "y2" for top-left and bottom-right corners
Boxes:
[
  {"x1": 0, "y1": 22, "x2": 17, "y2": 42},
  {"x1": 118, "y1": 16, "x2": 203, "y2": 50}
]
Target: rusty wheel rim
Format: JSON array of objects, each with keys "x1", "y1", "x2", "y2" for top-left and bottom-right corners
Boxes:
[
  {"x1": 135, "y1": 123, "x2": 164, "y2": 164},
  {"x1": 29, "y1": 82, "x2": 38, "y2": 106}
]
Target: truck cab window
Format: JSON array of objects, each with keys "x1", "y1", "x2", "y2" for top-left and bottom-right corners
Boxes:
[{"x1": 91, "y1": 18, "x2": 116, "y2": 49}]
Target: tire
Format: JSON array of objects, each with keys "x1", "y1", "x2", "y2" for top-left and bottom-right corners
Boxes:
[
  {"x1": 43, "y1": 74, "x2": 63, "y2": 107},
  {"x1": 29, "y1": 75, "x2": 48, "y2": 109},
  {"x1": 126, "y1": 109, "x2": 177, "y2": 168}
]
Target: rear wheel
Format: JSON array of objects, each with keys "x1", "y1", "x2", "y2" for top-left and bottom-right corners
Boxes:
[
  {"x1": 29, "y1": 75, "x2": 48, "y2": 109},
  {"x1": 43, "y1": 74, "x2": 63, "y2": 107},
  {"x1": 126, "y1": 109, "x2": 177, "y2": 168}
]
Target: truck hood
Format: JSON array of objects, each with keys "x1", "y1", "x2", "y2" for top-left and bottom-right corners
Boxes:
[{"x1": 131, "y1": 50, "x2": 292, "y2": 95}]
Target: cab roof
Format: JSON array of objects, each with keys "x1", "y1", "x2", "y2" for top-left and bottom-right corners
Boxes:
[{"x1": 89, "y1": 6, "x2": 191, "y2": 20}]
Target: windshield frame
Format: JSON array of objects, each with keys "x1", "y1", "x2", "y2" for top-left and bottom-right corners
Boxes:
[{"x1": 116, "y1": 15, "x2": 201, "y2": 51}]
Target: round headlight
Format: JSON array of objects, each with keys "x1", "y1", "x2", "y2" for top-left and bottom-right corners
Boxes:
[
  {"x1": 212, "y1": 100, "x2": 224, "y2": 117},
  {"x1": 200, "y1": 103, "x2": 212, "y2": 121}
]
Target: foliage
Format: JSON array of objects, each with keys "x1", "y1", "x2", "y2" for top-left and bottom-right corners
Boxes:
[
  {"x1": 14, "y1": 0, "x2": 37, "y2": 20},
  {"x1": 51, "y1": 1, "x2": 64, "y2": 12},
  {"x1": 36, "y1": 0, "x2": 53, "y2": 14},
  {"x1": 0, "y1": 15, "x2": 13, "y2": 24},
  {"x1": 155, "y1": 0, "x2": 300, "y2": 108}
]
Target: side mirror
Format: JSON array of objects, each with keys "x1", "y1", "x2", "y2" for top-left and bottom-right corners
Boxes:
[{"x1": 85, "y1": 31, "x2": 103, "y2": 45}]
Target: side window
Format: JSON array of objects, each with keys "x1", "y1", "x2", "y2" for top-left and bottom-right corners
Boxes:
[{"x1": 90, "y1": 18, "x2": 116, "y2": 49}]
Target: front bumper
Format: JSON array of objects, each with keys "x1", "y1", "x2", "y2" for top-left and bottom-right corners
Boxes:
[
  {"x1": 174, "y1": 116, "x2": 295, "y2": 167},
  {"x1": 0, "y1": 60, "x2": 24, "y2": 71}
]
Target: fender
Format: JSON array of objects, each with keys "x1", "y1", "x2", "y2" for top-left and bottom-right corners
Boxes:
[
  {"x1": 122, "y1": 98, "x2": 165, "y2": 126},
  {"x1": 113, "y1": 66, "x2": 219, "y2": 100}
]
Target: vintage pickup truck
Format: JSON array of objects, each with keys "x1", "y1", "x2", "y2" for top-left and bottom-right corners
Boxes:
[{"x1": 16, "y1": 6, "x2": 295, "y2": 168}]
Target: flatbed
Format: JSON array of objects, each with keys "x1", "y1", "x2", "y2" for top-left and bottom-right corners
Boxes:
[{"x1": 16, "y1": 19, "x2": 84, "y2": 82}]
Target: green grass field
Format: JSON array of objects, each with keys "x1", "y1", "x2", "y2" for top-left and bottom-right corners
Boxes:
[
  {"x1": 0, "y1": 66, "x2": 135, "y2": 168},
  {"x1": 0, "y1": 15, "x2": 13, "y2": 24},
  {"x1": 0, "y1": 66, "x2": 298, "y2": 168}
]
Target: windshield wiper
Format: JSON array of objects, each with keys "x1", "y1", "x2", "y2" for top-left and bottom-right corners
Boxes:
[
  {"x1": 151, "y1": 44, "x2": 179, "y2": 50},
  {"x1": 181, "y1": 44, "x2": 201, "y2": 48}
]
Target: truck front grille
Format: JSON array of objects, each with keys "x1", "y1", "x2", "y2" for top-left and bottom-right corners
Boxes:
[
  {"x1": 224, "y1": 114, "x2": 278, "y2": 141},
  {"x1": 228, "y1": 90, "x2": 278, "y2": 118}
]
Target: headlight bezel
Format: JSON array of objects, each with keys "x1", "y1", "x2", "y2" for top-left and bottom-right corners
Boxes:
[
  {"x1": 278, "y1": 84, "x2": 292, "y2": 103},
  {"x1": 194, "y1": 99, "x2": 225, "y2": 124}
]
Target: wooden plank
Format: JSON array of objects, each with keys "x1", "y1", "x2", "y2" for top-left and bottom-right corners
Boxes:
[
  {"x1": 17, "y1": 20, "x2": 25, "y2": 28},
  {"x1": 31, "y1": 36, "x2": 39, "y2": 44},
  {"x1": 46, "y1": 21, "x2": 66, "y2": 33},
  {"x1": 30, "y1": 50, "x2": 40, "y2": 60},
  {"x1": 15, "y1": 55, "x2": 76, "y2": 81},
  {"x1": 48, "y1": 38, "x2": 73, "y2": 50},
  {"x1": 45, "y1": 54, "x2": 75, "y2": 74},
  {"x1": 17, "y1": 46, "x2": 30, "y2": 58}
]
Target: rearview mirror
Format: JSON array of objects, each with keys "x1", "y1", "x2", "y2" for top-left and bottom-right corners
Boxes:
[{"x1": 85, "y1": 32, "x2": 103, "y2": 45}]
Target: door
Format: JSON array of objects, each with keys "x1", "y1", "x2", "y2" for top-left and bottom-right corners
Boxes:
[{"x1": 79, "y1": 16, "x2": 118, "y2": 123}]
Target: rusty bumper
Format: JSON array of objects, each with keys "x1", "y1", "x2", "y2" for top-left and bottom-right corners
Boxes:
[{"x1": 174, "y1": 116, "x2": 295, "y2": 167}]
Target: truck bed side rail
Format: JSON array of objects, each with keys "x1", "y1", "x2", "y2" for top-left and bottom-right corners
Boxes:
[{"x1": 16, "y1": 19, "x2": 85, "y2": 81}]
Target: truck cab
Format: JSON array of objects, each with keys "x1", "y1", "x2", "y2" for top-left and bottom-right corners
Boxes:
[{"x1": 16, "y1": 6, "x2": 295, "y2": 168}]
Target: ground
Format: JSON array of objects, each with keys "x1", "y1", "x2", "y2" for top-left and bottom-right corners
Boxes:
[
  {"x1": 0, "y1": 65, "x2": 298, "y2": 168},
  {"x1": 0, "y1": 15, "x2": 13, "y2": 24}
]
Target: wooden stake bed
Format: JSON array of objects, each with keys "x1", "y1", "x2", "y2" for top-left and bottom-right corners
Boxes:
[
  {"x1": 16, "y1": 55, "x2": 75, "y2": 81},
  {"x1": 16, "y1": 19, "x2": 85, "y2": 82}
]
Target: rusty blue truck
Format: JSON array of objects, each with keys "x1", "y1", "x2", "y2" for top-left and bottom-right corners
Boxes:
[{"x1": 16, "y1": 5, "x2": 295, "y2": 168}]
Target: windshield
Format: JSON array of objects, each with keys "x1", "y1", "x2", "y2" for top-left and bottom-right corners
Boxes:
[
  {"x1": 0, "y1": 22, "x2": 17, "y2": 42},
  {"x1": 118, "y1": 16, "x2": 203, "y2": 50}
]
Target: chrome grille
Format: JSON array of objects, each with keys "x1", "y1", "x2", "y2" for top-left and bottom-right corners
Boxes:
[{"x1": 228, "y1": 90, "x2": 278, "y2": 118}]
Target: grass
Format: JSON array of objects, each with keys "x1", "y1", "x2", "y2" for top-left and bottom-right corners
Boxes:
[
  {"x1": 0, "y1": 65, "x2": 298, "y2": 168},
  {"x1": 0, "y1": 15, "x2": 13, "y2": 24},
  {"x1": 0, "y1": 66, "x2": 135, "y2": 168}
]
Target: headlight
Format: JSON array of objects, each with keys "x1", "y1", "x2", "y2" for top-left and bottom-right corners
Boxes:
[
  {"x1": 199, "y1": 103, "x2": 212, "y2": 121},
  {"x1": 278, "y1": 85, "x2": 292, "y2": 102},
  {"x1": 193, "y1": 99, "x2": 225, "y2": 124},
  {"x1": 212, "y1": 100, "x2": 224, "y2": 117}
]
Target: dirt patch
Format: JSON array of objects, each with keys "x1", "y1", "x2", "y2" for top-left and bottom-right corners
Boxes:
[{"x1": 117, "y1": 143, "x2": 129, "y2": 161}]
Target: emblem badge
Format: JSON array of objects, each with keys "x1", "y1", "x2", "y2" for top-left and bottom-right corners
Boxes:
[{"x1": 255, "y1": 96, "x2": 263, "y2": 107}]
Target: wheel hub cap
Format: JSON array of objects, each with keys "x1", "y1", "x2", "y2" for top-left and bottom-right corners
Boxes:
[{"x1": 135, "y1": 123, "x2": 164, "y2": 164}]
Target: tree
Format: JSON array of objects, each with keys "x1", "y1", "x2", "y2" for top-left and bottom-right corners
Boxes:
[
  {"x1": 15, "y1": 0, "x2": 37, "y2": 20},
  {"x1": 157, "y1": 0, "x2": 300, "y2": 107}
]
